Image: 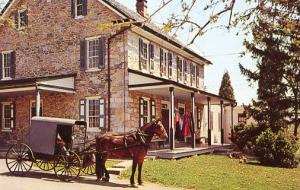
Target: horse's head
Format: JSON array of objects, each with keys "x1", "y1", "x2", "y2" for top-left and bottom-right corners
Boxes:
[{"x1": 152, "y1": 119, "x2": 168, "y2": 140}]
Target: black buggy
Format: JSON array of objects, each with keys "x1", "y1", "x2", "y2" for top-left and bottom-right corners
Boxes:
[{"x1": 5, "y1": 117, "x2": 96, "y2": 181}]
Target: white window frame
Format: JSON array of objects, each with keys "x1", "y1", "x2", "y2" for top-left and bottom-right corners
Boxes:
[
  {"x1": 177, "y1": 56, "x2": 183, "y2": 83},
  {"x1": 140, "y1": 40, "x2": 148, "y2": 71},
  {"x1": 141, "y1": 97, "x2": 151, "y2": 125},
  {"x1": 149, "y1": 43, "x2": 155, "y2": 72},
  {"x1": 75, "y1": 0, "x2": 85, "y2": 19},
  {"x1": 2, "y1": 102, "x2": 13, "y2": 132},
  {"x1": 161, "y1": 100, "x2": 170, "y2": 110},
  {"x1": 86, "y1": 37, "x2": 101, "y2": 71},
  {"x1": 1, "y1": 50, "x2": 13, "y2": 80},
  {"x1": 85, "y1": 96, "x2": 105, "y2": 132},
  {"x1": 30, "y1": 100, "x2": 43, "y2": 117},
  {"x1": 17, "y1": 10, "x2": 27, "y2": 29}
]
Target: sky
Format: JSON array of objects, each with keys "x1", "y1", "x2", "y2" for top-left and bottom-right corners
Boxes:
[{"x1": 0, "y1": 0, "x2": 258, "y2": 105}]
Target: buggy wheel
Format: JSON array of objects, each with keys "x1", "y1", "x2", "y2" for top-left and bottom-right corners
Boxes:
[
  {"x1": 6, "y1": 143, "x2": 33, "y2": 176},
  {"x1": 36, "y1": 159, "x2": 55, "y2": 171},
  {"x1": 82, "y1": 163, "x2": 96, "y2": 175},
  {"x1": 54, "y1": 151, "x2": 81, "y2": 181}
]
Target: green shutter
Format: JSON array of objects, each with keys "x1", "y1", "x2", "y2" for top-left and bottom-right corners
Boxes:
[
  {"x1": 99, "y1": 37, "x2": 106, "y2": 68},
  {"x1": 80, "y1": 40, "x2": 87, "y2": 70}
]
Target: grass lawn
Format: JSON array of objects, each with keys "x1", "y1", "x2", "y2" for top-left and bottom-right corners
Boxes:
[{"x1": 121, "y1": 155, "x2": 300, "y2": 190}]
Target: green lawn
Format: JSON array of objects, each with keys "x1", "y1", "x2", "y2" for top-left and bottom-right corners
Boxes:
[{"x1": 121, "y1": 155, "x2": 300, "y2": 190}]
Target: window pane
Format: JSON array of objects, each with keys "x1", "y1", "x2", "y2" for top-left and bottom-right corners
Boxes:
[
  {"x1": 3, "y1": 53, "x2": 11, "y2": 78},
  {"x1": 77, "y1": 0, "x2": 84, "y2": 16},
  {"x1": 3, "y1": 104, "x2": 11, "y2": 129},
  {"x1": 88, "y1": 39, "x2": 100, "y2": 68},
  {"x1": 88, "y1": 99, "x2": 100, "y2": 128}
]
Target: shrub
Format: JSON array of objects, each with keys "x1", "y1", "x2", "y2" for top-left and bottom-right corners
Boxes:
[
  {"x1": 254, "y1": 129, "x2": 299, "y2": 168},
  {"x1": 231, "y1": 123, "x2": 262, "y2": 152}
]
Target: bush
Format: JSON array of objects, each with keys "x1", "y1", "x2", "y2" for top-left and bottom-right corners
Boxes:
[
  {"x1": 231, "y1": 123, "x2": 262, "y2": 152},
  {"x1": 254, "y1": 129, "x2": 299, "y2": 168}
]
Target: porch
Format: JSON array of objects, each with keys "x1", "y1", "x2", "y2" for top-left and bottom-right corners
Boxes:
[
  {"x1": 148, "y1": 144, "x2": 233, "y2": 159},
  {"x1": 128, "y1": 69, "x2": 236, "y2": 151},
  {"x1": 0, "y1": 73, "x2": 76, "y2": 145}
]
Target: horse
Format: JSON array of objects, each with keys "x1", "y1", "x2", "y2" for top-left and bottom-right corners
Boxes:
[{"x1": 94, "y1": 119, "x2": 168, "y2": 187}]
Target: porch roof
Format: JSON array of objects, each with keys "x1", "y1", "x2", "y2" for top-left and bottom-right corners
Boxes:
[
  {"x1": 0, "y1": 73, "x2": 76, "y2": 97},
  {"x1": 128, "y1": 69, "x2": 236, "y2": 105}
]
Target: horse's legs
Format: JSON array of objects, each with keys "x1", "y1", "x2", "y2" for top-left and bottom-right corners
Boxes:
[
  {"x1": 130, "y1": 160, "x2": 138, "y2": 186},
  {"x1": 95, "y1": 153, "x2": 104, "y2": 181},
  {"x1": 138, "y1": 161, "x2": 144, "y2": 185},
  {"x1": 102, "y1": 159, "x2": 110, "y2": 182}
]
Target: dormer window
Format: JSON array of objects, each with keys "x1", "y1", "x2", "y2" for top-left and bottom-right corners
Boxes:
[
  {"x1": 72, "y1": 0, "x2": 87, "y2": 19},
  {"x1": 15, "y1": 10, "x2": 28, "y2": 29}
]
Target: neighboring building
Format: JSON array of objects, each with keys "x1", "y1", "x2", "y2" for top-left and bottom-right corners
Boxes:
[
  {"x1": 0, "y1": 0, "x2": 235, "y2": 149},
  {"x1": 232, "y1": 106, "x2": 257, "y2": 126}
]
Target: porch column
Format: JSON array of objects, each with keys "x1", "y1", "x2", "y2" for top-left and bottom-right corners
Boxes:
[
  {"x1": 207, "y1": 97, "x2": 211, "y2": 146},
  {"x1": 220, "y1": 100, "x2": 224, "y2": 145},
  {"x1": 231, "y1": 104, "x2": 234, "y2": 141},
  {"x1": 169, "y1": 87, "x2": 175, "y2": 150},
  {"x1": 36, "y1": 89, "x2": 41, "y2": 117},
  {"x1": 191, "y1": 92, "x2": 196, "y2": 148}
]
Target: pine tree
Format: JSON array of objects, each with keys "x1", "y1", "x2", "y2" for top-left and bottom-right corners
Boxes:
[
  {"x1": 219, "y1": 71, "x2": 235, "y2": 101},
  {"x1": 239, "y1": 1, "x2": 300, "y2": 135}
]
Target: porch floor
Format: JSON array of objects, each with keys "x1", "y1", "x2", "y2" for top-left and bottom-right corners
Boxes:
[{"x1": 147, "y1": 144, "x2": 233, "y2": 159}]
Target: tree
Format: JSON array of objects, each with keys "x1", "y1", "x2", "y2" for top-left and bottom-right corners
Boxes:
[
  {"x1": 219, "y1": 71, "x2": 235, "y2": 100},
  {"x1": 239, "y1": 1, "x2": 300, "y2": 136}
]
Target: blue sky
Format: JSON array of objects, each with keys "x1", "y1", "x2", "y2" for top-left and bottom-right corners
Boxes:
[{"x1": 0, "y1": 0, "x2": 257, "y2": 105}]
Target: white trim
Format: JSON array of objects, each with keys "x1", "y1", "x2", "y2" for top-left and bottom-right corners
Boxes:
[
  {"x1": 30, "y1": 100, "x2": 43, "y2": 118},
  {"x1": 37, "y1": 86, "x2": 75, "y2": 94},
  {"x1": 1, "y1": 51, "x2": 13, "y2": 80},
  {"x1": 74, "y1": 0, "x2": 85, "y2": 19},
  {"x1": 0, "y1": 87, "x2": 36, "y2": 93},
  {"x1": 161, "y1": 100, "x2": 170, "y2": 110},
  {"x1": 86, "y1": 38, "x2": 101, "y2": 70},
  {"x1": 85, "y1": 97, "x2": 105, "y2": 132},
  {"x1": 141, "y1": 97, "x2": 151, "y2": 124},
  {"x1": 16, "y1": 9, "x2": 26, "y2": 30},
  {"x1": 0, "y1": 0, "x2": 16, "y2": 18},
  {"x1": 1, "y1": 102, "x2": 12, "y2": 131}
]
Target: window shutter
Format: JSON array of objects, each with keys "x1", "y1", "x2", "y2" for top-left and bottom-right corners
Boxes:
[
  {"x1": 0, "y1": 103, "x2": 2, "y2": 130},
  {"x1": 71, "y1": 0, "x2": 76, "y2": 18},
  {"x1": 139, "y1": 39, "x2": 143, "y2": 70},
  {"x1": 99, "y1": 99, "x2": 105, "y2": 129},
  {"x1": 210, "y1": 111, "x2": 213, "y2": 130},
  {"x1": 80, "y1": 40, "x2": 87, "y2": 70},
  {"x1": 160, "y1": 48, "x2": 163, "y2": 75},
  {"x1": 11, "y1": 51, "x2": 16, "y2": 78},
  {"x1": 99, "y1": 37, "x2": 106, "y2": 68},
  {"x1": 0, "y1": 53, "x2": 2, "y2": 79},
  {"x1": 24, "y1": 10, "x2": 28, "y2": 26},
  {"x1": 15, "y1": 11, "x2": 19, "y2": 29},
  {"x1": 79, "y1": 99, "x2": 86, "y2": 121},
  {"x1": 11, "y1": 102, "x2": 16, "y2": 129},
  {"x1": 82, "y1": 0, "x2": 88, "y2": 16},
  {"x1": 139, "y1": 98, "x2": 144, "y2": 127},
  {"x1": 150, "y1": 99, "x2": 156, "y2": 121}
]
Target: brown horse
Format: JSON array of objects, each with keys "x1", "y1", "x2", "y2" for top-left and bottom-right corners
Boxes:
[{"x1": 95, "y1": 119, "x2": 168, "y2": 186}]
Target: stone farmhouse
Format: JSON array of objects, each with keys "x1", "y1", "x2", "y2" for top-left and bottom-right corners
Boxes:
[{"x1": 0, "y1": 0, "x2": 236, "y2": 149}]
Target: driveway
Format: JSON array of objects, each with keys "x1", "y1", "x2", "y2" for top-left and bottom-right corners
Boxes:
[{"x1": 0, "y1": 159, "x2": 180, "y2": 190}]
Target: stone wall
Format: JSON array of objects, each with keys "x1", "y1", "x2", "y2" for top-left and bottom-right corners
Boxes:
[{"x1": 0, "y1": 0, "x2": 128, "y2": 144}]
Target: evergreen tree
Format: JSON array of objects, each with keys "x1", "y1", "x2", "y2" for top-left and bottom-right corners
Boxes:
[
  {"x1": 219, "y1": 71, "x2": 235, "y2": 101},
  {"x1": 239, "y1": 1, "x2": 300, "y2": 135}
]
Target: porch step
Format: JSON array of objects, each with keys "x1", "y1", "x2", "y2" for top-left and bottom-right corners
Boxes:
[
  {"x1": 108, "y1": 160, "x2": 132, "y2": 175},
  {"x1": 112, "y1": 160, "x2": 132, "y2": 169},
  {"x1": 107, "y1": 167, "x2": 124, "y2": 175}
]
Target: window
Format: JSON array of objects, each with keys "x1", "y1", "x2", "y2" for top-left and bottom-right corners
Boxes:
[
  {"x1": 183, "y1": 60, "x2": 188, "y2": 83},
  {"x1": 1, "y1": 102, "x2": 15, "y2": 131},
  {"x1": 15, "y1": 10, "x2": 28, "y2": 29},
  {"x1": 80, "y1": 38, "x2": 105, "y2": 70},
  {"x1": 177, "y1": 57, "x2": 183, "y2": 82},
  {"x1": 196, "y1": 65, "x2": 200, "y2": 87},
  {"x1": 191, "y1": 63, "x2": 196, "y2": 86},
  {"x1": 1, "y1": 51, "x2": 15, "y2": 80},
  {"x1": 139, "y1": 98, "x2": 156, "y2": 127},
  {"x1": 88, "y1": 39, "x2": 100, "y2": 69},
  {"x1": 149, "y1": 43, "x2": 155, "y2": 71},
  {"x1": 160, "y1": 49, "x2": 167, "y2": 77},
  {"x1": 168, "y1": 52, "x2": 172, "y2": 78},
  {"x1": 30, "y1": 101, "x2": 43, "y2": 118},
  {"x1": 72, "y1": 0, "x2": 87, "y2": 18},
  {"x1": 79, "y1": 98, "x2": 105, "y2": 130},
  {"x1": 139, "y1": 39, "x2": 148, "y2": 70}
]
